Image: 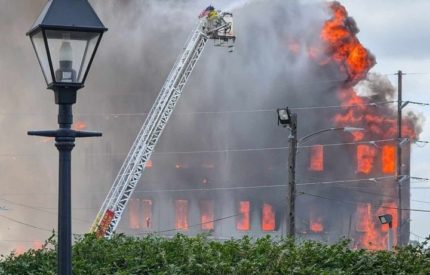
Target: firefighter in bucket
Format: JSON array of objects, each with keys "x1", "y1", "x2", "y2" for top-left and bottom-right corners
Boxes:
[
  {"x1": 199, "y1": 5, "x2": 218, "y2": 19},
  {"x1": 199, "y1": 5, "x2": 222, "y2": 34}
]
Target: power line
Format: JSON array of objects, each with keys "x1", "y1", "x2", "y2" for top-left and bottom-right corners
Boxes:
[
  {"x1": 126, "y1": 176, "x2": 396, "y2": 194},
  {"x1": 0, "y1": 176, "x2": 427, "y2": 197},
  {"x1": 300, "y1": 191, "x2": 430, "y2": 213},
  {"x1": 307, "y1": 185, "x2": 430, "y2": 205},
  {"x1": 127, "y1": 213, "x2": 242, "y2": 235},
  {"x1": 0, "y1": 100, "x2": 400, "y2": 117},
  {"x1": 0, "y1": 137, "x2": 413, "y2": 159},
  {"x1": 0, "y1": 214, "x2": 53, "y2": 233},
  {"x1": 0, "y1": 197, "x2": 94, "y2": 225}
]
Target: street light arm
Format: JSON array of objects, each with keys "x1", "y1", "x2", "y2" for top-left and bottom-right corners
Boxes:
[
  {"x1": 299, "y1": 127, "x2": 341, "y2": 144},
  {"x1": 299, "y1": 126, "x2": 365, "y2": 144}
]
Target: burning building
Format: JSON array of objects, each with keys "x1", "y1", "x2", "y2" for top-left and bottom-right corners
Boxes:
[{"x1": 78, "y1": 1, "x2": 420, "y2": 249}]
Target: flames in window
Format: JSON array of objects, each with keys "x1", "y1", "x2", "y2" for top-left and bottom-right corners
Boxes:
[
  {"x1": 200, "y1": 200, "x2": 214, "y2": 230},
  {"x1": 309, "y1": 145, "x2": 324, "y2": 172},
  {"x1": 356, "y1": 145, "x2": 377, "y2": 174},
  {"x1": 309, "y1": 210, "x2": 324, "y2": 233},
  {"x1": 261, "y1": 203, "x2": 275, "y2": 231},
  {"x1": 382, "y1": 145, "x2": 396, "y2": 174},
  {"x1": 175, "y1": 200, "x2": 189, "y2": 230},
  {"x1": 237, "y1": 201, "x2": 250, "y2": 231}
]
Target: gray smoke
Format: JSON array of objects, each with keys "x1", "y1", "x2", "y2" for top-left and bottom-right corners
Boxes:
[
  {"x1": 0, "y1": 0, "x2": 422, "y2": 253},
  {"x1": 356, "y1": 72, "x2": 425, "y2": 138}
]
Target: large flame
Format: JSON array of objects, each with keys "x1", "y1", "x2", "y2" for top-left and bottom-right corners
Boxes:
[
  {"x1": 320, "y1": 1, "x2": 411, "y2": 250},
  {"x1": 323, "y1": 2, "x2": 417, "y2": 142},
  {"x1": 321, "y1": 2, "x2": 375, "y2": 84},
  {"x1": 355, "y1": 203, "x2": 397, "y2": 250}
]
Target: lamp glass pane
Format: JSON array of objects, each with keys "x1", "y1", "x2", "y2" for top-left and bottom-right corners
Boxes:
[
  {"x1": 45, "y1": 30, "x2": 100, "y2": 84},
  {"x1": 30, "y1": 30, "x2": 53, "y2": 84}
]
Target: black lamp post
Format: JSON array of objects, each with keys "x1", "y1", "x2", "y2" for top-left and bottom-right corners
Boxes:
[
  {"x1": 26, "y1": 1, "x2": 107, "y2": 274},
  {"x1": 277, "y1": 108, "x2": 297, "y2": 239},
  {"x1": 277, "y1": 108, "x2": 364, "y2": 239}
]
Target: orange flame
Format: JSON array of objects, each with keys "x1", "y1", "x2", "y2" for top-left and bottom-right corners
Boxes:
[
  {"x1": 382, "y1": 145, "x2": 396, "y2": 174},
  {"x1": 175, "y1": 200, "x2": 189, "y2": 230},
  {"x1": 237, "y1": 201, "x2": 250, "y2": 231},
  {"x1": 356, "y1": 145, "x2": 377, "y2": 174},
  {"x1": 320, "y1": 2, "x2": 409, "y2": 250},
  {"x1": 309, "y1": 145, "x2": 324, "y2": 172},
  {"x1": 200, "y1": 200, "x2": 214, "y2": 230},
  {"x1": 73, "y1": 120, "x2": 87, "y2": 131},
  {"x1": 261, "y1": 203, "x2": 275, "y2": 231},
  {"x1": 323, "y1": 2, "x2": 417, "y2": 142},
  {"x1": 310, "y1": 220, "x2": 324, "y2": 233},
  {"x1": 355, "y1": 203, "x2": 377, "y2": 249},
  {"x1": 355, "y1": 202, "x2": 397, "y2": 250},
  {"x1": 309, "y1": 209, "x2": 324, "y2": 233},
  {"x1": 321, "y1": 2, "x2": 375, "y2": 84},
  {"x1": 145, "y1": 159, "x2": 153, "y2": 168}
]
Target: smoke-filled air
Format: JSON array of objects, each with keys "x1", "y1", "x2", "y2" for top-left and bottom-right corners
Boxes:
[{"x1": 0, "y1": 0, "x2": 424, "y2": 254}]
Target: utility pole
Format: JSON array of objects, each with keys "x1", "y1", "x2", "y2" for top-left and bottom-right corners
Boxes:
[
  {"x1": 287, "y1": 113, "x2": 298, "y2": 239},
  {"x1": 396, "y1": 70, "x2": 403, "y2": 246}
]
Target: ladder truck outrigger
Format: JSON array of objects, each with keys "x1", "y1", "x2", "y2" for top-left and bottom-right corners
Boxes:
[{"x1": 91, "y1": 7, "x2": 236, "y2": 238}]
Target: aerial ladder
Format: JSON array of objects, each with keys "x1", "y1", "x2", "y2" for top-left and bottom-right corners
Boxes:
[{"x1": 91, "y1": 7, "x2": 236, "y2": 238}]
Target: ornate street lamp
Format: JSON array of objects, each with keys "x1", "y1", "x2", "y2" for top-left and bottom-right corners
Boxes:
[
  {"x1": 27, "y1": 0, "x2": 107, "y2": 274},
  {"x1": 27, "y1": 0, "x2": 107, "y2": 103}
]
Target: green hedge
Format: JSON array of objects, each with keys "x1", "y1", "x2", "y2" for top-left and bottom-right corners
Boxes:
[{"x1": 1, "y1": 234, "x2": 430, "y2": 274}]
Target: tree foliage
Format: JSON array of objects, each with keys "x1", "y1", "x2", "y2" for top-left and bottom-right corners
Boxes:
[{"x1": 1, "y1": 233, "x2": 430, "y2": 274}]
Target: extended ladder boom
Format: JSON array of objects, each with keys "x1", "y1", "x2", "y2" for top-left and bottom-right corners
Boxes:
[{"x1": 91, "y1": 9, "x2": 235, "y2": 238}]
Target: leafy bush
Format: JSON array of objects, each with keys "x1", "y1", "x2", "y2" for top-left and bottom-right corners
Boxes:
[{"x1": 1, "y1": 233, "x2": 430, "y2": 274}]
